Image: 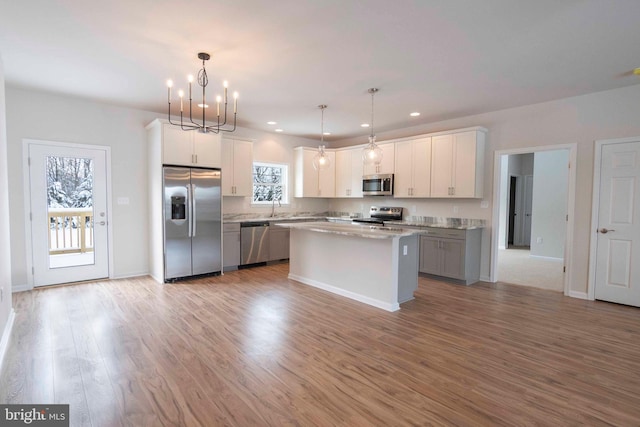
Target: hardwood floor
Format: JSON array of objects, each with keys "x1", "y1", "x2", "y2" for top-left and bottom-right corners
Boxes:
[{"x1": 1, "y1": 263, "x2": 639, "y2": 426}]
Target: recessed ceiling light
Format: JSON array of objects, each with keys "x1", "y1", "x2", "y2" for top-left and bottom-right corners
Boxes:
[
  {"x1": 275, "y1": 128, "x2": 284, "y2": 132},
  {"x1": 323, "y1": 132, "x2": 331, "y2": 136},
  {"x1": 360, "y1": 123, "x2": 370, "y2": 128},
  {"x1": 410, "y1": 112, "x2": 420, "y2": 117},
  {"x1": 267, "y1": 121, "x2": 277, "y2": 125},
  {"x1": 197, "y1": 103, "x2": 209, "y2": 108}
]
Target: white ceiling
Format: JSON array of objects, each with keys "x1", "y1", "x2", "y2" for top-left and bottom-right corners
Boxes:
[{"x1": 1, "y1": 0, "x2": 639, "y2": 141}]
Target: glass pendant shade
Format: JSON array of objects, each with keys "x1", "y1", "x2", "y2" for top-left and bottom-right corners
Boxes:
[
  {"x1": 313, "y1": 145, "x2": 331, "y2": 170},
  {"x1": 362, "y1": 88, "x2": 382, "y2": 166},
  {"x1": 313, "y1": 105, "x2": 330, "y2": 170},
  {"x1": 362, "y1": 136, "x2": 383, "y2": 165}
]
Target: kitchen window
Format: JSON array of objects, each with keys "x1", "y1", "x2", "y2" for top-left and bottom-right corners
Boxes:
[{"x1": 252, "y1": 162, "x2": 289, "y2": 204}]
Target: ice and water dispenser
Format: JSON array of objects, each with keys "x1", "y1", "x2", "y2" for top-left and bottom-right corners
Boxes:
[{"x1": 171, "y1": 196, "x2": 186, "y2": 220}]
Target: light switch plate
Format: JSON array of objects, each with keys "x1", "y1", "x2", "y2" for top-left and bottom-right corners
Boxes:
[
  {"x1": 480, "y1": 201, "x2": 489, "y2": 208},
  {"x1": 117, "y1": 197, "x2": 130, "y2": 205}
]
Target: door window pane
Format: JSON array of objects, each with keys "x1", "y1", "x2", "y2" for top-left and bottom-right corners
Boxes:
[{"x1": 46, "y1": 156, "x2": 95, "y2": 268}]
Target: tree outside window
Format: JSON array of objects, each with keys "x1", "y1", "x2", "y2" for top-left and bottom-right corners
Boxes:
[{"x1": 252, "y1": 162, "x2": 289, "y2": 204}]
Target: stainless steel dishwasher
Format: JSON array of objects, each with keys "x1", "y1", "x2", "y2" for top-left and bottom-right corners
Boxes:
[{"x1": 240, "y1": 222, "x2": 270, "y2": 265}]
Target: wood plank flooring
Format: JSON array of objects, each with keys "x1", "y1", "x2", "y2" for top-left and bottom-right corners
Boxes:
[{"x1": 1, "y1": 263, "x2": 639, "y2": 426}]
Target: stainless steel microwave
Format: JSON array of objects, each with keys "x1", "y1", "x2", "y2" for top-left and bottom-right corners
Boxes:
[{"x1": 362, "y1": 174, "x2": 394, "y2": 196}]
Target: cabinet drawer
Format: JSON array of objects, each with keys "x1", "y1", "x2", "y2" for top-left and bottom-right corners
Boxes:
[
  {"x1": 223, "y1": 223, "x2": 241, "y2": 232},
  {"x1": 422, "y1": 228, "x2": 466, "y2": 239}
]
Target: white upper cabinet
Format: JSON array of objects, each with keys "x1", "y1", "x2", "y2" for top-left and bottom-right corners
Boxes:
[
  {"x1": 221, "y1": 138, "x2": 253, "y2": 196},
  {"x1": 363, "y1": 143, "x2": 395, "y2": 175},
  {"x1": 394, "y1": 137, "x2": 431, "y2": 198},
  {"x1": 335, "y1": 147, "x2": 364, "y2": 198},
  {"x1": 162, "y1": 123, "x2": 221, "y2": 168},
  {"x1": 430, "y1": 130, "x2": 486, "y2": 198},
  {"x1": 294, "y1": 147, "x2": 336, "y2": 198}
]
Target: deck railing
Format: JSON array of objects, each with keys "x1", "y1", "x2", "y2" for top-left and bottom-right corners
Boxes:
[{"x1": 48, "y1": 208, "x2": 94, "y2": 255}]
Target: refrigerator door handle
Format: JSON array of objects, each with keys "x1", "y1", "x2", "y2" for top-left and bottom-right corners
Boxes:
[
  {"x1": 186, "y1": 184, "x2": 192, "y2": 238},
  {"x1": 191, "y1": 183, "x2": 197, "y2": 237}
]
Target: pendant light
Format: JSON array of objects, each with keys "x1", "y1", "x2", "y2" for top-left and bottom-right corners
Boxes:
[
  {"x1": 313, "y1": 105, "x2": 331, "y2": 170},
  {"x1": 362, "y1": 88, "x2": 383, "y2": 166}
]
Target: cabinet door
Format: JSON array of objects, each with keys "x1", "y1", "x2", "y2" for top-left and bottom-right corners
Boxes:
[
  {"x1": 301, "y1": 149, "x2": 319, "y2": 197},
  {"x1": 232, "y1": 140, "x2": 253, "y2": 196},
  {"x1": 440, "y1": 238, "x2": 465, "y2": 279},
  {"x1": 350, "y1": 148, "x2": 364, "y2": 198},
  {"x1": 419, "y1": 236, "x2": 441, "y2": 274},
  {"x1": 193, "y1": 132, "x2": 221, "y2": 168},
  {"x1": 221, "y1": 139, "x2": 235, "y2": 195},
  {"x1": 363, "y1": 143, "x2": 395, "y2": 175},
  {"x1": 335, "y1": 150, "x2": 352, "y2": 197},
  {"x1": 318, "y1": 151, "x2": 336, "y2": 197},
  {"x1": 431, "y1": 134, "x2": 454, "y2": 197},
  {"x1": 451, "y1": 131, "x2": 478, "y2": 198},
  {"x1": 223, "y1": 231, "x2": 241, "y2": 268},
  {"x1": 394, "y1": 140, "x2": 413, "y2": 197},
  {"x1": 412, "y1": 137, "x2": 431, "y2": 197},
  {"x1": 269, "y1": 228, "x2": 290, "y2": 261},
  {"x1": 162, "y1": 125, "x2": 193, "y2": 166}
]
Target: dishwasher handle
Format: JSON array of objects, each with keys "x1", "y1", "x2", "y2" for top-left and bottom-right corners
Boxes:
[{"x1": 241, "y1": 222, "x2": 271, "y2": 228}]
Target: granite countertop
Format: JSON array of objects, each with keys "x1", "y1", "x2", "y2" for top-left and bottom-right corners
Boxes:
[
  {"x1": 275, "y1": 221, "x2": 421, "y2": 240},
  {"x1": 223, "y1": 215, "x2": 327, "y2": 223},
  {"x1": 385, "y1": 217, "x2": 486, "y2": 230}
]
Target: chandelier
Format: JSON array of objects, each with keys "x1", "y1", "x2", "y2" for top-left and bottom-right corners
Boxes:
[
  {"x1": 166, "y1": 52, "x2": 238, "y2": 133},
  {"x1": 313, "y1": 105, "x2": 331, "y2": 170},
  {"x1": 362, "y1": 88, "x2": 383, "y2": 165}
]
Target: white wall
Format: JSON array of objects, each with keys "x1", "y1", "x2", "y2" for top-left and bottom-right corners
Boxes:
[
  {"x1": 5, "y1": 86, "x2": 327, "y2": 289},
  {"x1": 0, "y1": 55, "x2": 14, "y2": 355},
  {"x1": 330, "y1": 84, "x2": 640, "y2": 294},
  {"x1": 6, "y1": 87, "x2": 158, "y2": 287},
  {"x1": 530, "y1": 150, "x2": 569, "y2": 259}
]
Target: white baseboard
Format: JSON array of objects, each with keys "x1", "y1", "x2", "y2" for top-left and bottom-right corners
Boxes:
[
  {"x1": 529, "y1": 254, "x2": 564, "y2": 262},
  {"x1": 568, "y1": 290, "x2": 589, "y2": 300},
  {"x1": 0, "y1": 309, "x2": 16, "y2": 373},
  {"x1": 12, "y1": 283, "x2": 31, "y2": 293},
  {"x1": 111, "y1": 271, "x2": 149, "y2": 280},
  {"x1": 480, "y1": 275, "x2": 492, "y2": 282},
  {"x1": 288, "y1": 273, "x2": 400, "y2": 312}
]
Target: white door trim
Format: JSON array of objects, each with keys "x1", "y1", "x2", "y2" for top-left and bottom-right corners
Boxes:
[
  {"x1": 490, "y1": 143, "x2": 577, "y2": 298},
  {"x1": 22, "y1": 138, "x2": 114, "y2": 289},
  {"x1": 588, "y1": 136, "x2": 640, "y2": 301}
]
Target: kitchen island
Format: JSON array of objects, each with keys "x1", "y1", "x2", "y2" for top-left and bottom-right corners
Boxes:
[{"x1": 276, "y1": 221, "x2": 420, "y2": 311}]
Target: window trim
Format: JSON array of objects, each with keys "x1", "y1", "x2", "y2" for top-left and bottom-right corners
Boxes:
[{"x1": 251, "y1": 161, "x2": 290, "y2": 205}]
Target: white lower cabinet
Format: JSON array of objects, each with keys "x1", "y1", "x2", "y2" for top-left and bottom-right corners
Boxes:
[
  {"x1": 419, "y1": 228, "x2": 482, "y2": 285},
  {"x1": 223, "y1": 223, "x2": 241, "y2": 270}
]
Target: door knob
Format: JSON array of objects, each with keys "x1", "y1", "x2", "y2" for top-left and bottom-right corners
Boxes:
[{"x1": 598, "y1": 228, "x2": 615, "y2": 234}]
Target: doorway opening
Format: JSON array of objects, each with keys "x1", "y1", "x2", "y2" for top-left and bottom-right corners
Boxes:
[{"x1": 491, "y1": 145, "x2": 576, "y2": 294}]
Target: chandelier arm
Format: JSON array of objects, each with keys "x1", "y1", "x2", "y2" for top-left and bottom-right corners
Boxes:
[{"x1": 167, "y1": 101, "x2": 178, "y2": 126}]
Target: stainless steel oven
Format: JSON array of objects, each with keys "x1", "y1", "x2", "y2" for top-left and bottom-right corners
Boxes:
[{"x1": 362, "y1": 174, "x2": 393, "y2": 196}]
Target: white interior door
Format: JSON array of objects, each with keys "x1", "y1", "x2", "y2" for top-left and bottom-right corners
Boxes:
[
  {"x1": 28, "y1": 142, "x2": 109, "y2": 286},
  {"x1": 594, "y1": 141, "x2": 640, "y2": 306}
]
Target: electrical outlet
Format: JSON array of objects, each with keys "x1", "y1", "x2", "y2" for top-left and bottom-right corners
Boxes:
[
  {"x1": 480, "y1": 201, "x2": 489, "y2": 208},
  {"x1": 411, "y1": 205, "x2": 416, "y2": 213},
  {"x1": 0, "y1": 287, "x2": 3, "y2": 302},
  {"x1": 403, "y1": 245, "x2": 408, "y2": 256},
  {"x1": 536, "y1": 237, "x2": 543, "y2": 244},
  {"x1": 453, "y1": 206, "x2": 459, "y2": 214}
]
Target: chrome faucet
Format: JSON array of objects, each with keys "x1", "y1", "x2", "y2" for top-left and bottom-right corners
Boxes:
[{"x1": 270, "y1": 196, "x2": 281, "y2": 217}]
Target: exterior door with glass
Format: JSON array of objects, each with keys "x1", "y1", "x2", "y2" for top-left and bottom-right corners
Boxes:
[{"x1": 28, "y1": 142, "x2": 109, "y2": 286}]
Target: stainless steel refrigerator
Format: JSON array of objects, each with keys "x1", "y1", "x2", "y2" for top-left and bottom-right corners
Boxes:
[{"x1": 163, "y1": 166, "x2": 222, "y2": 281}]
